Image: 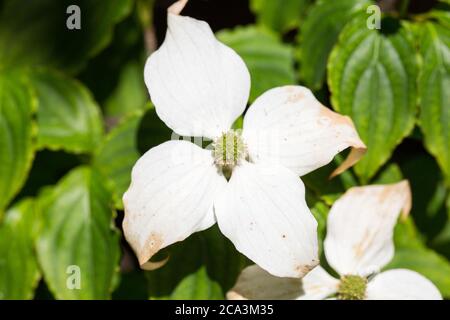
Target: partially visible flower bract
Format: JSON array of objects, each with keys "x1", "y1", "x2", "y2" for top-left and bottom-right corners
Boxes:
[
  {"x1": 228, "y1": 181, "x2": 443, "y2": 300},
  {"x1": 122, "y1": 0, "x2": 366, "y2": 278}
]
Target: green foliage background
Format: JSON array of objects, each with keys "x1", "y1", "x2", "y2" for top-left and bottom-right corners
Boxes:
[{"x1": 0, "y1": 0, "x2": 449, "y2": 299}]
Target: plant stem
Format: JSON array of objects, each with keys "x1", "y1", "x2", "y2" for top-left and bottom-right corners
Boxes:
[{"x1": 399, "y1": 0, "x2": 411, "y2": 18}]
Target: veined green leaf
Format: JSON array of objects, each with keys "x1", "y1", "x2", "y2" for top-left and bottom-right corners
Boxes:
[
  {"x1": 0, "y1": 0, "x2": 133, "y2": 72},
  {"x1": 298, "y1": 0, "x2": 370, "y2": 89},
  {"x1": 328, "y1": 17, "x2": 419, "y2": 182},
  {"x1": 417, "y1": 21, "x2": 450, "y2": 186},
  {"x1": 250, "y1": 0, "x2": 311, "y2": 33},
  {"x1": 36, "y1": 166, "x2": 121, "y2": 299},
  {"x1": 30, "y1": 69, "x2": 104, "y2": 154},
  {"x1": 217, "y1": 26, "x2": 296, "y2": 102},
  {"x1": 0, "y1": 199, "x2": 40, "y2": 299},
  {"x1": 0, "y1": 70, "x2": 36, "y2": 213}
]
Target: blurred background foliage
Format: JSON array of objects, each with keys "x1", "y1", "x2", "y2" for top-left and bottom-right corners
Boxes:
[{"x1": 0, "y1": 0, "x2": 449, "y2": 299}]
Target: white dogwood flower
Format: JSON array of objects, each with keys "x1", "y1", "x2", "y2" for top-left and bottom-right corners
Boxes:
[
  {"x1": 122, "y1": 0, "x2": 366, "y2": 278},
  {"x1": 228, "y1": 181, "x2": 442, "y2": 300}
]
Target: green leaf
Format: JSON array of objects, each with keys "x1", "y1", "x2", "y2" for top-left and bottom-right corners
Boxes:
[
  {"x1": 303, "y1": 154, "x2": 358, "y2": 206},
  {"x1": 104, "y1": 61, "x2": 148, "y2": 120},
  {"x1": 0, "y1": 70, "x2": 36, "y2": 213},
  {"x1": 310, "y1": 201, "x2": 329, "y2": 255},
  {"x1": 0, "y1": 0, "x2": 133, "y2": 72},
  {"x1": 112, "y1": 271, "x2": 148, "y2": 300},
  {"x1": 36, "y1": 166, "x2": 121, "y2": 299},
  {"x1": 417, "y1": 21, "x2": 450, "y2": 186},
  {"x1": 372, "y1": 163, "x2": 403, "y2": 184},
  {"x1": 0, "y1": 199, "x2": 40, "y2": 299},
  {"x1": 30, "y1": 69, "x2": 104, "y2": 154},
  {"x1": 147, "y1": 226, "x2": 248, "y2": 299},
  {"x1": 328, "y1": 18, "x2": 419, "y2": 182},
  {"x1": 298, "y1": 0, "x2": 370, "y2": 89},
  {"x1": 217, "y1": 26, "x2": 296, "y2": 102},
  {"x1": 137, "y1": 106, "x2": 175, "y2": 154},
  {"x1": 431, "y1": 193, "x2": 450, "y2": 259},
  {"x1": 166, "y1": 267, "x2": 223, "y2": 300},
  {"x1": 94, "y1": 111, "x2": 144, "y2": 210},
  {"x1": 388, "y1": 218, "x2": 450, "y2": 298},
  {"x1": 250, "y1": 0, "x2": 311, "y2": 33},
  {"x1": 400, "y1": 153, "x2": 448, "y2": 240}
]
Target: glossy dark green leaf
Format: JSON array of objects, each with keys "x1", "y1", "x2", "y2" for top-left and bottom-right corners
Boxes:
[
  {"x1": 0, "y1": 71, "x2": 36, "y2": 213},
  {"x1": 0, "y1": 0, "x2": 133, "y2": 72},
  {"x1": 36, "y1": 166, "x2": 121, "y2": 299},
  {"x1": 400, "y1": 152, "x2": 448, "y2": 240},
  {"x1": 30, "y1": 69, "x2": 104, "y2": 154},
  {"x1": 417, "y1": 21, "x2": 450, "y2": 185},
  {"x1": 298, "y1": 0, "x2": 370, "y2": 89},
  {"x1": 0, "y1": 199, "x2": 40, "y2": 299},
  {"x1": 328, "y1": 18, "x2": 418, "y2": 182},
  {"x1": 250, "y1": 0, "x2": 311, "y2": 33},
  {"x1": 217, "y1": 26, "x2": 296, "y2": 102}
]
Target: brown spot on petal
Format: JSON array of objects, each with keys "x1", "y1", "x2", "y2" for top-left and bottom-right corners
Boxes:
[
  {"x1": 330, "y1": 146, "x2": 367, "y2": 178},
  {"x1": 286, "y1": 92, "x2": 305, "y2": 103},
  {"x1": 319, "y1": 105, "x2": 353, "y2": 127},
  {"x1": 139, "y1": 232, "x2": 164, "y2": 266},
  {"x1": 295, "y1": 260, "x2": 319, "y2": 277}
]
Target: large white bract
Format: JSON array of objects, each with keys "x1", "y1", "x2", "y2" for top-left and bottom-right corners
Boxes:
[
  {"x1": 122, "y1": 0, "x2": 366, "y2": 278},
  {"x1": 228, "y1": 181, "x2": 443, "y2": 300}
]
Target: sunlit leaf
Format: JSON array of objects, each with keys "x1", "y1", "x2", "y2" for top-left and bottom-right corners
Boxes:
[
  {"x1": 0, "y1": 199, "x2": 40, "y2": 299},
  {"x1": 0, "y1": 70, "x2": 36, "y2": 213},
  {"x1": 36, "y1": 166, "x2": 121, "y2": 299},
  {"x1": 30, "y1": 69, "x2": 104, "y2": 154},
  {"x1": 328, "y1": 17, "x2": 418, "y2": 182},
  {"x1": 417, "y1": 21, "x2": 450, "y2": 186}
]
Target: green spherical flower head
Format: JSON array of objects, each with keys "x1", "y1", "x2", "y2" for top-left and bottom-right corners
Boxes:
[
  {"x1": 213, "y1": 130, "x2": 247, "y2": 169},
  {"x1": 337, "y1": 275, "x2": 367, "y2": 300}
]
